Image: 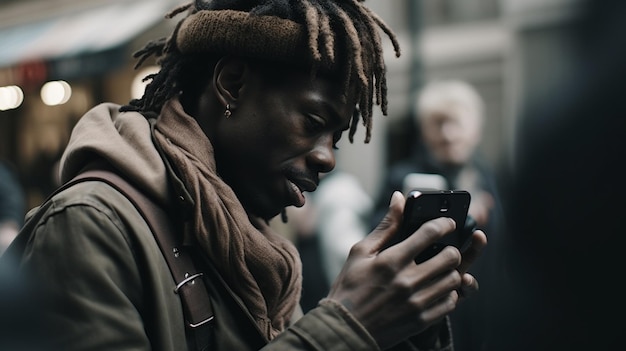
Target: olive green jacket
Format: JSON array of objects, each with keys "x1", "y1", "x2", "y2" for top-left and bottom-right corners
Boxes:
[
  {"x1": 6, "y1": 178, "x2": 451, "y2": 351},
  {"x1": 5, "y1": 177, "x2": 390, "y2": 350},
  {"x1": 1, "y1": 102, "x2": 452, "y2": 350}
]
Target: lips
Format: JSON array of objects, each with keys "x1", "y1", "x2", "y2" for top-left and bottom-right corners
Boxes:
[
  {"x1": 288, "y1": 180, "x2": 306, "y2": 207},
  {"x1": 286, "y1": 177, "x2": 317, "y2": 207}
]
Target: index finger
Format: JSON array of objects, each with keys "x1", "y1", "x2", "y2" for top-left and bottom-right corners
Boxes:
[{"x1": 381, "y1": 216, "x2": 457, "y2": 266}]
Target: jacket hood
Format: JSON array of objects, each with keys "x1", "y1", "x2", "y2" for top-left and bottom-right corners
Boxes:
[{"x1": 59, "y1": 103, "x2": 169, "y2": 205}]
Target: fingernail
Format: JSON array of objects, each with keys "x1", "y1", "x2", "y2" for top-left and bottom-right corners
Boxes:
[
  {"x1": 448, "y1": 217, "x2": 457, "y2": 228},
  {"x1": 389, "y1": 191, "x2": 402, "y2": 207}
]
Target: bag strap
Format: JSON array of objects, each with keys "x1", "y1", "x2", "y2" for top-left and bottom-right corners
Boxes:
[{"x1": 68, "y1": 167, "x2": 215, "y2": 332}]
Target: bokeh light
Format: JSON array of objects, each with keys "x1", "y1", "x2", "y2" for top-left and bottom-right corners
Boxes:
[
  {"x1": 40, "y1": 80, "x2": 72, "y2": 106},
  {"x1": 0, "y1": 85, "x2": 24, "y2": 111}
]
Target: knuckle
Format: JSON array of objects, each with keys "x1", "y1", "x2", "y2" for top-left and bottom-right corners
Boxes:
[
  {"x1": 433, "y1": 217, "x2": 456, "y2": 231},
  {"x1": 410, "y1": 290, "x2": 430, "y2": 311},
  {"x1": 438, "y1": 270, "x2": 462, "y2": 293},
  {"x1": 446, "y1": 291, "x2": 460, "y2": 308},
  {"x1": 448, "y1": 271, "x2": 462, "y2": 288},
  {"x1": 420, "y1": 218, "x2": 454, "y2": 239},
  {"x1": 349, "y1": 240, "x2": 367, "y2": 256},
  {"x1": 440, "y1": 246, "x2": 462, "y2": 266},
  {"x1": 435, "y1": 292, "x2": 458, "y2": 315},
  {"x1": 413, "y1": 298, "x2": 429, "y2": 314},
  {"x1": 391, "y1": 275, "x2": 414, "y2": 295},
  {"x1": 376, "y1": 198, "x2": 403, "y2": 232},
  {"x1": 376, "y1": 212, "x2": 400, "y2": 233}
]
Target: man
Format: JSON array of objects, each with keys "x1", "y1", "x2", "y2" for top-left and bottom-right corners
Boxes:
[{"x1": 1, "y1": 1, "x2": 486, "y2": 350}]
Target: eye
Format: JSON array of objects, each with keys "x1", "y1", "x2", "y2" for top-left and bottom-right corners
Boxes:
[
  {"x1": 303, "y1": 112, "x2": 346, "y2": 149},
  {"x1": 305, "y1": 114, "x2": 326, "y2": 133}
]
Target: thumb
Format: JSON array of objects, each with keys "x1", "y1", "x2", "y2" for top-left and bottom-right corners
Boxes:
[{"x1": 367, "y1": 191, "x2": 405, "y2": 250}]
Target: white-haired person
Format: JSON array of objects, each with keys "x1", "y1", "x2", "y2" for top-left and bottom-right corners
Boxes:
[{"x1": 373, "y1": 79, "x2": 503, "y2": 351}]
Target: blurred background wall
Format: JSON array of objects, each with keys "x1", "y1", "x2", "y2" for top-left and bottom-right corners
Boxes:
[
  {"x1": 0, "y1": 0, "x2": 179, "y2": 207},
  {"x1": 0, "y1": 0, "x2": 584, "y2": 208}
]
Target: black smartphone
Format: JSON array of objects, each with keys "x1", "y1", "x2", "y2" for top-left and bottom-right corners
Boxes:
[{"x1": 389, "y1": 190, "x2": 475, "y2": 263}]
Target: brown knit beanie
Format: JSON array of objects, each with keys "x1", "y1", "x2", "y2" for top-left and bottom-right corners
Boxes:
[{"x1": 176, "y1": 10, "x2": 310, "y2": 65}]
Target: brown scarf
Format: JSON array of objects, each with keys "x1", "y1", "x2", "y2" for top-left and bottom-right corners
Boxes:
[{"x1": 153, "y1": 98, "x2": 302, "y2": 339}]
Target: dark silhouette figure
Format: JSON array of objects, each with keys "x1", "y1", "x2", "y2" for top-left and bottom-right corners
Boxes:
[{"x1": 490, "y1": 1, "x2": 626, "y2": 349}]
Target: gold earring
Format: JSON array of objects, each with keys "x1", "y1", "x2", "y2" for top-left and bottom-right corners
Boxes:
[{"x1": 224, "y1": 104, "x2": 232, "y2": 118}]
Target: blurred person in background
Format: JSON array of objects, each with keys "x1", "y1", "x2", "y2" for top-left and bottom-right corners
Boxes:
[
  {"x1": 373, "y1": 79, "x2": 504, "y2": 351},
  {"x1": 489, "y1": 0, "x2": 626, "y2": 349},
  {"x1": 0, "y1": 160, "x2": 25, "y2": 255},
  {"x1": 0, "y1": 1, "x2": 488, "y2": 350}
]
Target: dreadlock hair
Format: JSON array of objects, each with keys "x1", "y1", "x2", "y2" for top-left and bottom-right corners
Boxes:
[{"x1": 121, "y1": 0, "x2": 400, "y2": 143}]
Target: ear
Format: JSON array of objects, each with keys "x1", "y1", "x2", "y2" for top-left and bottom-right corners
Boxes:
[{"x1": 213, "y1": 56, "x2": 248, "y2": 109}]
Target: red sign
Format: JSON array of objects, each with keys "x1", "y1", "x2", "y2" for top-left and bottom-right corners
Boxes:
[{"x1": 16, "y1": 60, "x2": 48, "y2": 90}]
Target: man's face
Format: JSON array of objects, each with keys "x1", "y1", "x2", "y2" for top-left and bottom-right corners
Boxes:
[
  {"x1": 212, "y1": 66, "x2": 355, "y2": 220},
  {"x1": 419, "y1": 105, "x2": 482, "y2": 167}
]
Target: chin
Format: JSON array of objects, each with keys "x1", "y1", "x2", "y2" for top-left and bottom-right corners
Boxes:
[{"x1": 245, "y1": 200, "x2": 282, "y2": 221}]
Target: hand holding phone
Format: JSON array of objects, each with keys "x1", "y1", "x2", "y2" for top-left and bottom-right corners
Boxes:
[{"x1": 392, "y1": 190, "x2": 475, "y2": 263}]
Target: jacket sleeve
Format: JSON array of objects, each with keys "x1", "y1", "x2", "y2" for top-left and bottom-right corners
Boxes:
[
  {"x1": 263, "y1": 300, "x2": 378, "y2": 350},
  {"x1": 19, "y1": 199, "x2": 152, "y2": 351},
  {"x1": 263, "y1": 299, "x2": 453, "y2": 351}
]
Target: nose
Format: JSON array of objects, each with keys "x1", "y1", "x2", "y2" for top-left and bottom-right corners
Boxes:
[
  {"x1": 440, "y1": 121, "x2": 460, "y2": 142},
  {"x1": 307, "y1": 135, "x2": 336, "y2": 173}
]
